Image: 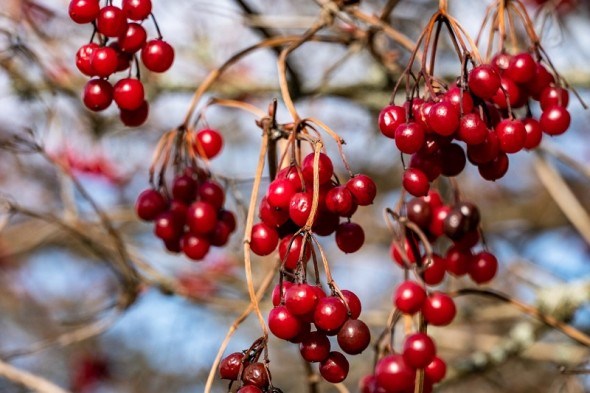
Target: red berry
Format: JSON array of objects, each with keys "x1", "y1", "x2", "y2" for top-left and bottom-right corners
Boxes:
[
  {"x1": 467, "y1": 132, "x2": 500, "y2": 165},
  {"x1": 469, "y1": 251, "x2": 498, "y2": 284},
  {"x1": 491, "y1": 52, "x2": 512, "y2": 74},
  {"x1": 219, "y1": 352, "x2": 244, "y2": 380},
  {"x1": 492, "y1": 77, "x2": 525, "y2": 109},
  {"x1": 375, "y1": 354, "x2": 415, "y2": 393},
  {"x1": 219, "y1": 209, "x2": 237, "y2": 233},
  {"x1": 82, "y1": 79, "x2": 113, "y2": 111},
  {"x1": 301, "y1": 152, "x2": 334, "y2": 185},
  {"x1": 402, "y1": 168, "x2": 429, "y2": 197},
  {"x1": 443, "y1": 86, "x2": 474, "y2": 114},
  {"x1": 478, "y1": 152, "x2": 509, "y2": 181},
  {"x1": 423, "y1": 292, "x2": 456, "y2": 326},
  {"x1": 267, "y1": 178, "x2": 297, "y2": 210},
  {"x1": 198, "y1": 180, "x2": 225, "y2": 210},
  {"x1": 521, "y1": 117, "x2": 543, "y2": 149},
  {"x1": 259, "y1": 197, "x2": 289, "y2": 227},
  {"x1": 540, "y1": 106, "x2": 571, "y2": 135},
  {"x1": 496, "y1": 119, "x2": 526, "y2": 154},
  {"x1": 445, "y1": 246, "x2": 472, "y2": 277},
  {"x1": 326, "y1": 186, "x2": 356, "y2": 217},
  {"x1": 390, "y1": 237, "x2": 418, "y2": 267},
  {"x1": 241, "y1": 363, "x2": 269, "y2": 388},
  {"x1": 141, "y1": 39, "x2": 175, "y2": 73},
  {"x1": 505, "y1": 52, "x2": 536, "y2": 83},
  {"x1": 154, "y1": 212, "x2": 182, "y2": 241},
  {"x1": 378, "y1": 105, "x2": 406, "y2": 138},
  {"x1": 526, "y1": 63, "x2": 555, "y2": 100},
  {"x1": 468, "y1": 65, "x2": 501, "y2": 99},
  {"x1": 311, "y1": 210, "x2": 339, "y2": 236},
  {"x1": 69, "y1": 0, "x2": 100, "y2": 24},
  {"x1": 268, "y1": 305, "x2": 303, "y2": 340},
  {"x1": 346, "y1": 174, "x2": 377, "y2": 206},
  {"x1": 271, "y1": 282, "x2": 293, "y2": 306},
  {"x1": 337, "y1": 319, "x2": 371, "y2": 355},
  {"x1": 97, "y1": 6, "x2": 127, "y2": 37},
  {"x1": 120, "y1": 101, "x2": 149, "y2": 127},
  {"x1": 427, "y1": 101, "x2": 460, "y2": 136},
  {"x1": 276, "y1": 165, "x2": 303, "y2": 191},
  {"x1": 122, "y1": 0, "x2": 152, "y2": 21},
  {"x1": 406, "y1": 197, "x2": 432, "y2": 229},
  {"x1": 182, "y1": 233, "x2": 210, "y2": 260},
  {"x1": 90, "y1": 47, "x2": 118, "y2": 78},
  {"x1": 458, "y1": 113, "x2": 488, "y2": 145},
  {"x1": 238, "y1": 386, "x2": 262, "y2": 393},
  {"x1": 135, "y1": 189, "x2": 167, "y2": 220},
  {"x1": 113, "y1": 78, "x2": 145, "y2": 111},
  {"x1": 108, "y1": 42, "x2": 132, "y2": 72},
  {"x1": 250, "y1": 222, "x2": 279, "y2": 256},
  {"x1": 196, "y1": 129, "x2": 223, "y2": 159},
  {"x1": 423, "y1": 254, "x2": 447, "y2": 286},
  {"x1": 393, "y1": 280, "x2": 426, "y2": 314},
  {"x1": 300, "y1": 331, "x2": 331, "y2": 362},
  {"x1": 335, "y1": 222, "x2": 365, "y2": 254},
  {"x1": 403, "y1": 333, "x2": 436, "y2": 369},
  {"x1": 288, "y1": 192, "x2": 313, "y2": 227},
  {"x1": 340, "y1": 290, "x2": 362, "y2": 320},
  {"x1": 395, "y1": 122, "x2": 426, "y2": 154},
  {"x1": 319, "y1": 351, "x2": 349, "y2": 384},
  {"x1": 278, "y1": 235, "x2": 310, "y2": 270},
  {"x1": 76, "y1": 43, "x2": 99, "y2": 76},
  {"x1": 429, "y1": 205, "x2": 451, "y2": 238},
  {"x1": 540, "y1": 86, "x2": 569, "y2": 110},
  {"x1": 209, "y1": 221, "x2": 231, "y2": 246},
  {"x1": 285, "y1": 284, "x2": 319, "y2": 316},
  {"x1": 172, "y1": 174, "x2": 197, "y2": 203},
  {"x1": 439, "y1": 143, "x2": 466, "y2": 177},
  {"x1": 314, "y1": 296, "x2": 348, "y2": 334},
  {"x1": 118, "y1": 23, "x2": 147, "y2": 53},
  {"x1": 187, "y1": 201, "x2": 217, "y2": 235},
  {"x1": 425, "y1": 356, "x2": 447, "y2": 383}
]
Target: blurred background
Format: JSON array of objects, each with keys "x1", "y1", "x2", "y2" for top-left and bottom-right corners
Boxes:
[{"x1": 0, "y1": 0, "x2": 590, "y2": 392}]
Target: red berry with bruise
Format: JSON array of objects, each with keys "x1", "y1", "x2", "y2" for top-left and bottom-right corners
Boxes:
[
  {"x1": 113, "y1": 78, "x2": 145, "y2": 110},
  {"x1": 319, "y1": 351, "x2": 349, "y2": 384},
  {"x1": 120, "y1": 100, "x2": 149, "y2": 127},
  {"x1": 337, "y1": 319, "x2": 371, "y2": 355},
  {"x1": 375, "y1": 354, "x2": 416, "y2": 393},
  {"x1": 427, "y1": 101, "x2": 460, "y2": 136},
  {"x1": 278, "y1": 235, "x2": 310, "y2": 270},
  {"x1": 83, "y1": 79, "x2": 113, "y2": 111},
  {"x1": 196, "y1": 129, "x2": 223, "y2": 159},
  {"x1": 402, "y1": 168, "x2": 430, "y2": 197},
  {"x1": 250, "y1": 222, "x2": 279, "y2": 256},
  {"x1": 469, "y1": 251, "x2": 499, "y2": 284},
  {"x1": 302, "y1": 152, "x2": 334, "y2": 185},
  {"x1": 403, "y1": 333, "x2": 436, "y2": 369},
  {"x1": 505, "y1": 52, "x2": 536, "y2": 83},
  {"x1": 496, "y1": 119, "x2": 526, "y2": 154},
  {"x1": 141, "y1": 39, "x2": 175, "y2": 72},
  {"x1": 458, "y1": 113, "x2": 488, "y2": 145},
  {"x1": 91, "y1": 47, "x2": 118, "y2": 78},
  {"x1": 468, "y1": 64, "x2": 501, "y2": 99},
  {"x1": 267, "y1": 178, "x2": 297, "y2": 210},
  {"x1": 378, "y1": 105, "x2": 406, "y2": 138},
  {"x1": 300, "y1": 331, "x2": 331, "y2": 362},
  {"x1": 76, "y1": 43, "x2": 99, "y2": 76},
  {"x1": 326, "y1": 186, "x2": 356, "y2": 217},
  {"x1": 268, "y1": 305, "x2": 303, "y2": 340},
  {"x1": 135, "y1": 189, "x2": 167, "y2": 221},
  {"x1": 393, "y1": 280, "x2": 426, "y2": 314},
  {"x1": 97, "y1": 6, "x2": 127, "y2": 37},
  {"x1": 340, "y1": 290, "x2": 362, "y2": 320},
  {"x1": 335, "y1": 222, "x2": 365, "y2": 254},
  {"x1": 395, "y1": 122, "x2": 426, "y2": 154},
  {"x1": 314, "y1": 296, "x2": 348, "y2": 333},
  {"x1": 198, "y1": 180, "x2": 225, "y2": 210},
  {"x1": 478, "y1": 152, "x2": 509, "y2": 181},
  {"x1": 69, "y1": 0, "x2": 100, "y2": 23},
  {"x1": 241, "y1": 362, "x2": 269, "y2": 388},
  {"x1": 285, "y1": 284, "x2": 319, "y2": 316},
  {"x1": 288, "y1": 192, "x2": 313, "y2": 227},
  {"x1": 346, "y1": 174, "x2": 377, "y2": 206},
  {"x1": 182, "y1": 233, "x2": 210, "y2": 260},
  {"x1": 425, "y1": 356, "x2": 447, "y2": 383},
  {"x1": 540, "y1": 106, "x2": 571, "y2": 135},
  {"x1": 122, "y1": 0, "x2": 152, "y2": 21},
  {"x1": 118, "y1": 23, "x2": 147, "y2": 53},
  {"x1": 423, "y1": 292, "x2": 456, "y2": 326},
  {"x1": 219, "y1": 352, "x2": 244, "y2": 380},
  {"x1": 540, "y1": 86, "x2": 569, "y2": 110},
  {"x1": 423, "y1": 253, "x2": 447, "y2": 286}
]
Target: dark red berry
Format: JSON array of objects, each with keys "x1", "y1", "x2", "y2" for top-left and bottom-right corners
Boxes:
[
  {"x1": 187, "y1": 201, "x2": 217, "y2": 234},
  {"x1": 521, "y1": 117, "x2": 543, "y2": 149},
  {"x1": 120, "y1": 100, "x2": 149, "y2": 127},
  {"x1": 406, "y1": 197, "x2": 432, "y2": 229},
  {"x1": 375, "y1": 354, "x2": 415, "y2": 393},
  {"x1": 241, "y1": 362, "x2": 269, "y2": 388},
  {"x1": 311, "y1": 210, "x2": 339, "y2": 236},
  {"x1": 467, "y1": 132, "x2": 500, "y2": 165},
  {"x1": 198, "y1": 180, "x2": 225, "y2": 210},
  {"x1": 218, "y1": 209, "x2": 237, "y2": 232},
  {"x1": 122, "y1": 0, "x2": 152, "y2": 21},
  {"x1": 154, "y1": 212, "x2": 182, "y2": 241},
  {"x1": 340, "y1": 290, "x2": 362, "y2": 320},
  {"x1": 97, "y1": 6, "x2": 127, "y2": 37},
  {"x1": 300, "y1": 331, "x2": 331, "y2": 362},
  {"x1": 423, "y1": 292, "x2": 456, "y2": 326},
  {"x1": 337, "y1": 319, "x2": 371, "y2": 355},
  {"x1": 90, "y1": 47, "x2": 118, "y2": 78},
  {"x1": 301, "y1": 153, "x2": 334, "y2": 185},
  {"x1": 378, "y1": 105, "x2": 406, "y2": 139},
  {"x1": 402, "y1": 168, "x2": 429, "y2": 197},
  {"x1": 113, "y1": 78, "x2": 145, "y2": 111},
  {"x1": 540, "y1": 86, "x2": 569, "y2": 110},
  {"x1": 142, "y1": 39, "x2": 175, "y2": 73},
  {"x1": 108, "y1": 42, "x2": 132, "y2": 72},
  {"x1": 237, "y1": 386, "x2": 262, "y2": 393},
  {"x1": 319, "y1": 351, "x2": 349, "y2": 384},
  {"x1": 118, "y1": 23, "x2": 147, "y2": 53},
  {"x1": 76, "y1": 43, "x2": 98, "y2": 76},
  {"x1": 182, "y1": 233, "x2": 210, "y2": 260},
  {"x1": 135, "y1": 189, "x2": 167, "y2": 221},
  {"x1": 69, "y1": 0, "x2": 100, "y2": 24},
  {"x1": 83, "y1": 79, "x2": 113, "y2": 111},
  {"x1": 314, "y1": 296, "x2": 348, "y2": 334},
  {"x1": 445, "y1": 246, "x2": 472, "y2": 276},
  {"x1": 478, "y1": 152, "x2": 509, "y2": 181},
  {"x1": 469, "y1": 251, "x2": 498, "y2": 284},
  {"x1": 346, "y1": 174, "x2": 377, "y2": 206},
  {"x1": 526, "y1": 63, "x2": 555, "y2": 100},
  {"x1": 393, "y1": 280, "x2": 426, "y2": 314},
  {"x1": 171, "y1": 174, "x2": 197, "y2": 204},
  {"x1": 196, "y1": 129, "x2": 223, "y2": 159},
  {"x1": 468, "y1": 65, "x2": 501, "y2": 99},
  {"x1": 439, "y1": 143, "x2": 466, "y2": 177},
  {"x1": 427, "y1": 101, "x2": 460, "y2": 136},
  {"x1": 505, "y1": 52, "x2": 536, "y2": 83},
  {"x1": 268, "y1": 305, "x2": 303, "y2": 340},
  {"x1": 402, "y1": 333, "x2": 436, "y2": 369},
  {"x1": 219, "y1": 352, "x2": 244, "y2": 380},
  {"x1": 458, "y1": 113, "x2": 488, "y2": 145},
  {"x1": 425, "y1": 356, "x2": 447, "y2": 383},
  {"x1": 390, "y1": 237, "x2": 418, "y2": 267},
  {"x1": 209, "y1": 221, "x2": 231, "y2": 247},
  {"x1": 335, "y1": 222, "x2": 365, "y2": 254},
  {"x1": 540, "y1": 106, "x2": 571, "y2": 135},
  {"x1": 395, "y1": 122, "x2": 426, "y2": 154},
  {"x1": 250, "y1": 222, "x2": 279, "y2": 256}
]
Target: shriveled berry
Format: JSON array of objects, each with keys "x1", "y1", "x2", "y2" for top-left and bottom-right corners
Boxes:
[
  {"x1": 241, "y1": 362, "x2": 269, "y2": 388},
  {"x1": 219, "y1": 352, "x2": 244, "y2": 380}
]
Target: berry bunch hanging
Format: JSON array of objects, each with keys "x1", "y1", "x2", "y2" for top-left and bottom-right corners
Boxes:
[
  {"x1": 135, "y1": 127, "x2": 236, "y2": 261},
  {"x1": 69, "y1": 0, "x2": 175, "y2": 126}
]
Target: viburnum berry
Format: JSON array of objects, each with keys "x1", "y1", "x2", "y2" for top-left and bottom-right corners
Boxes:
[
  {"x1": 196, "y1": 129, "x2": 223, "y2": 159},
  {"x1": 469, "y1": 251, "x2": 499, "y2": 284},
  {"x1": 301, "y1": 152, "x2": 334, "y2": 185},
  {"x1": 422, "y1": 292, "x2": 456, "y2": 326},
  {"x1": 108, "y1": 42, "x2": 132, "y2": 72},
  {"x1": 526, "y1": 63, "x2": 555, "y2": 99},
  {"x1": 267, "y1": 178, "x2": 297, "y2": 211},
  {"x1": 219, "y1": 209, "x2": 237, "y2": 232},
  {"x1": 443, "y1": 86, "x2": 474, "y2": 114},
  {"x1": 439, "y1": 143, "x2": 466, "y2": 177},
  {"x1": 429, "y1": 205, "x2": 451, "y2": 238},
  {"x1": 219, "y1": 352, "x2": 245, "y2": 380},
  {"x1": 154, "y1": 212, "x2": 181, "y2": 241},
  {"x1": 427, "y1": 101, "x2": 460, "y2": 136},
  {"x1": 181, "y1": 233, "x2": 210, "y2": 260},
  {"x1": 346, "y1": 174, "x2": 377, "y2": 206},
  {"x1": 340, "y1": 289, "x2": 362, "y2": 319},
  {"x1": 299, "y1": 331, "x2": 331, "y2": 363},
  {"x1": 285, "y1": 284, "x2": 318, "y2": 316},
  {"x1": 259, "y1": 197, "x2": 289, "y2": 227},
  {"x1": 478, "y1": 152, "x2": 509, "y2": 181},
  {"x1": 278, "y1": 236, "x2": 310, "y2": 270},
  {"x1": 540, "y1": 106, "x2": 571, "y2": 135},
  {"x1": 390, "y1": 237, "x2": 418, "y2": 267},
  {"x1": 336, "y1": 319, "x2": 371, "y2": 355},
  {"x1": 505, "y1": 52, "x2": 536, "y2": 83},
  {"x1": 122, "y1": 0, "x2": 153, "y2": 21},
  {"x1": 325, "y1": 186, "x2": 356, "y2": 217},
  {"x1": 458, "y1": 113, "x2": 488, "y2": 145},
  {"x1": 402, "y1": 333, "x2": 436, "y2": 369},
  {"x1": 313, "y1": 296, "x2": 348, "y2": 334},
  {"x1": 90, "y1": 47, "x2": 118, "y2": 78},
  {"x1": 378, "y1": 105, "x2": 406, "y2": 139},
  {"x1": 241, "y1": 362, "x2": 269, "y2": 388},
  {"x1": 393, "y1": 280, "x2": 426, "y2": 314},
  {"x1": 540, "y1": 86, "x2": 569, "y2": 110},
  {"x1": 69, "y1": 0, "x2": 100, "y2": 24},
  {"x1": 113, "y1": 78, "x2": 145, "y2": 111},
  {"x1": 76, "y1": 43, "x2": 99, "y2": 76},
  {"x1": 120, "y1": 101, "x2": 149, "y2": 127},
  {"x1": 210, "y1": 221, "x2": 232, "y2": 246},
  {"x1": 425, "y1": 356, "x2": 447, "y2": 383},
  {"x1": 467, "y1": 131, "x2": 500, "y2": 165},
  {"x1": 250, "y1": 222, "x2": 279, "y2": 256},
  {"x1": 319, "y1": 351, "x2": 349, "y2": 384},
  {"x1": 288, "y1": 192, "x2": 313, "y2": 227},
  {"x1": 198, "y1": 180, "x2": 225, "y2": 210},
  {"x1": 141, "y1": 39, "x2": 175, "y2": 73},
  {"x1": 311, "y1": 210, "x2": 339, "y2": 237},
  {"x1": 375, "y1": 354, "x2": 415, "y2": 393},
  {"x1": 82, "y1": 79, "x2": 113, "y2": 111},
  {"x1": 406, "y1": 197, "x2": 432, "y2": 229},
  {"x1": 97, "y1": 6, "x2": 128, "y2": 38},
  {"x1": 443, "y1": 209, "x2": 468, "y2": 241},
  {"x1": 496, "y1": 119, "x2": 527, "y2": 153},
  {"x1": 118, "y1": 23, "x2": 147, "y2": 53},
  {"x1": 272, "y1": 282, "x2": 293, "y2": 306},
  {"x1": 445, "y1": 246, "x2": 472, "y2": 276},
  {"x1": 402, "y1": 167, "x2": 430, "y2": 197},
  {"x1": 492, "y1": 77, "x2": 525, "y2": 110},
  {"x1": 237, "y1": 386, "x2": 262, "y2": 393},
  {"x1": 135, "y1": 189, "x2": 167, "y2": 221},
  {"x1": 468, "y1": 64, "x2": 501, "y2": 99},
  {"x1": 335, "y1": 222, "x2": 365, "y2": 254},
  {"x1": 395, "y1": 122, "x2": 425, "y2": 154},
  {"x1": 268, "y1": 305, "x2": 303, "y2": 340},
  {"x1": 491, "y1": 52, "x2": 511, "y2": 74},
  {"x1": 423, "y1": 254, "x2": 447, "y2": 286},
  {"x1": 521, "y1": 117, "x2": 543, "y2": 149},
  {"x1": 187, "y1": 201, "x2": 217, "y2": 235}
]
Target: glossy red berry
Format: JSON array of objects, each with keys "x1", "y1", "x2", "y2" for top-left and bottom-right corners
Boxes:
[
  {"x1": 250, "y1": 222, "x2": 279, "y2": 256},
  {"x1": 425, "y1": 356, "x2": 447, "y2": 383},
  {"x1": 198, "y1": 180, "x2": 225, "y2": 210},
  {"x1": 429, "y1": 205, "x2": 451, "y2": 238},
  {"x1": 299, "y1": 331, "x2": 331, "y2": 363},
  {"x1": 395, "y1": 122, "x2": 425, "y2": 154},
  {"x1": 182, "y1": 233, "x2": 210, "y2": 260},
  {"x1": 469, "y1": 251, "x2": 498, "y2": 284},
  {"x1": 319, "y1": 351, "x2": 349, "y2": 384},
  {"x1": 76, "y1": 43, "x2": 99, "y2": 76},
  {"x1": 285, "y1": 284, "x2": 319, "y2": 316},
  {"x1": 113, "y1": 78, "x2": 145, "y2": 111},
  {"x1": 540, "y1": 86, "x2": 569, "y2": 110},
  {"x1": 120, "y1": 101, "x2": 149, "y2": 127},
  {"x1": 335, "y1": 222, "x2": 365, "y2": 254},
  {"x1": 468, "y1": 65, "x2": 501, "y2": 99},
  {"x1": 378, "y1": 105, "x2": 406, "y2": 139},
  {"x1": 122, "y1": 0, "x2": 152, "y2": 20},
  {"x1": 141, "y1": 39, "x2": 175, "y2": 73},
  {"x1": 154, "y1": 212, "x2": 181, "y2": 241},
  {"x1": 394, "y1": 280, "x2": 426, "y2": 314},
  {"x1": 443, "y1": 86, "x2": 474, "y2": 114},
  {"x1": 337, "y1": 319, "x2": 371, "y2": 355},
  {"x1": 268, "y1": 305, "x2": 303, "y2": 340},
  {"x1": 288, "y1": 192, "x2": 313, "y2": 227},
  {"x1": 402, "y1": 168, "x2": 429, "y2": 197},
  {"x1": 325, "y1": 186, "x2": 356, "y2": 217},
  {"x1": 196, "y1": 129, "x2": 223, "y2": 159},
  {"x1": 423, "y1": 292, "x2": 456, "y2": 326},
  {"x1": 478, "y1": 152, "x2": 509, "y2": 181},
  {"x1": 271, "y1": 282, "x2": 293, "y2": 306},
  {"x1": 505, "y1": 52, "x2": 536, "y2": 83},
  {"x1": 495, "y1": 119, "x2": 526, "y2": 154},
  {"x1": 118, "y1": 23, "x2": 147, "y2": 53},
  {"x1": 423, "y1": 254, "x2": 447, "y2": 286},
  {"x1": 314, "y1": 296, "x2": 348, "y2": 334},
  {"x1": 219, "y1": 352, "x2": 244, "y2": 380},
  {"x1": 540, "y1": 106, "x2": 571, "y2": 135},
  {"x1": 69, "y1": 0, "x2": 100, "y2": 24},
  {"x1": 90, "y1": 47, "x2": 118, "y2": 78},
  {"x1": 390, "y1": 237, "x2": 418, "y2": 267},
  {"x1": 403, "y1": 333, "x2": 436, "y2": 369},
  {"x1": 340, "y1": 290, "x2": 362, "y2": 320},
  {"x1": 406, "y1": 197, "x2": 432, "y2": 229},
  {"x1": 135, "y1": 189, "x2": 167, "y2": 221},
  {"x1": 97, "y1": 6, "x2": 127, "y2": 37},
  {"x1": 301, "y1": 153, "x2": 334, "y2": 185},
  {"x1": 171, "y1": 174, "x2": 197, "y2": 203},
  {"x1": 427, "y1": 101, "x2": 460, "y2": 136},
  {"x1": 83, "y1": 79, "x2": 113, "y2": 111},
  {"x1": 346, "y1": 174, "x2": 377, "y2": 206},
  {"x1": 492, "y1": 77, "x2": 525, "y2": 110},
  {"x1": 267, "y1": 179, "x2": 297, "y2": 211},
  {"x1": 187, "y1": 201, "x2": 217, "y2": 235},
  {"x1": 445, "y1": 246, "x2": 472, "y2": 277},
  {"x1": 521, "y1": 117, "x2": 543, "y2": 149},
  {"x1": 526, "y1": 63, "x2": 555, "y2": 99},
  {"x1": 278, "y1": 235, "x2": 310, "y2": 270},
  {"x1": 375, "y1": 354, "x2": 415, "y2": 393},
  {"x1": 458, "y1": 113, "x2": 488, "y2": 145},
  {"x1": 467, "y1": 131, "x2": 500, "y2": 165}
]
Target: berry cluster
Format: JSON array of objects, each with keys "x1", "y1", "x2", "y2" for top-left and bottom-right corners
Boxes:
[
  {"x1": 269, "y1": 282, "x2": 370, "y2": 384},
  {"x1": 69, "y1": 0, "x2": 174, "y2": 126},
  {"x1": 135, "y1": 129, "x2": 235, "y2": 261},
  {"x1": 251, "y1": 152, "x2": 377, "y2": 258},
  {"x1": 379, "y1": 51, "x2": 571, "y2": 193}
]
